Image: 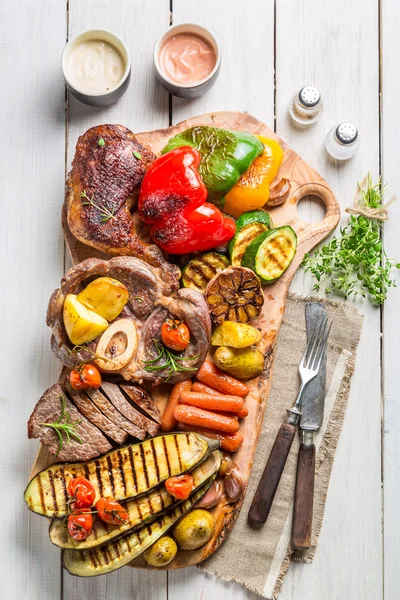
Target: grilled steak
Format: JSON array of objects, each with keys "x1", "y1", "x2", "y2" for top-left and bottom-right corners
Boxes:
[
  {"x1": 120, "y1": 383, "x2": 161, "y2": 423},
  {"x1": 66, "y1": 124, "x2": 171, "y2": 269},
  {"x1": 100, "y1": 381, "x2": 159, "y2": 436},
  {"x1": 85, "y1": 388, "x2": 146, "y2": 440},
  {"x1": 135, "y1": 288, "x2": 211, "y2": 384},
  {"x1": 27, "y1": 384, "x2": 112, "y2": 461},
  {"x1": 68, "y1": 389, "x2": 128, "y2": 445},
  {"x1": 47, "y1": 256, "x2": 180, "y2": 369}
]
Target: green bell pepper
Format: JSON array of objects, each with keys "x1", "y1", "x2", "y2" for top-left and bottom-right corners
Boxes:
[{"x1": 162, "y1": 126, "x2": 264, "y2": 206}]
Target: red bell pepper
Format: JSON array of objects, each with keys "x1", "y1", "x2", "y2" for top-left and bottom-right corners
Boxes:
[{"x1": 138, "y1": 147, "x2": 235, "y2": 254}]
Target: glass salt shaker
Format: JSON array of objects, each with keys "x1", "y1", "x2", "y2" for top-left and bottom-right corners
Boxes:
[
  {"x1": 325, "y1": 122, "x2": 360, "y2": 160},
  {"x1": 289, "y1": 85, "x2": 324, "y2": 125}
]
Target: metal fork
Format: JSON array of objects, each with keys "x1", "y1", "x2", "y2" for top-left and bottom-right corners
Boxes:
[{"x1": 248, "y1": 317, "x2": 332, "y2": 527}]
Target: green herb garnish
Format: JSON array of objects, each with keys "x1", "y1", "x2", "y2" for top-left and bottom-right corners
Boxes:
[
  {"x1": 80, "y1": 189, "x2": 115, "y2": 223},
  {"x1": 132, "y1": 150, "x2": 142, "y2": 160},
  {"x1": 302, "y1": 174, "x2": 399, "y2": 304},
  {"x1": 41, "y1": 396, "x2": 83, "y2": 456},
  {"x1": 143, "y1": 339, "x2": 199, "y2": 381},
  {"x1": 98, "y1": 138, "x2": 105, "y2": 147}
]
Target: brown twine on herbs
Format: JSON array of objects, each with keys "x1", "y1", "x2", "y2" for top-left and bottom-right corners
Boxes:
[{"x1": 345, "y1": 177, "x2": 396, "y2": 221}]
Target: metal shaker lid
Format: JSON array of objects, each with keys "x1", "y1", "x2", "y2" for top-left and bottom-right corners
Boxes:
[
  {"x1": 298, "y1": 86, "x2": 321, "y2": 108},
  {"x1": 335, "y1": 122, "x2": 358, "y2": 144}
]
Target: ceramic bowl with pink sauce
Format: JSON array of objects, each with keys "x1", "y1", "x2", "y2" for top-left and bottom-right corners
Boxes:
[{"x1": 153, "y1": 23, "x2": 221, "y2": 98}]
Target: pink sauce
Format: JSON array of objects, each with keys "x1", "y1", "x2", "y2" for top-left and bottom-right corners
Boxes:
[{"x1": 159, "y1": 33, "x2": 217, "y2": 85}]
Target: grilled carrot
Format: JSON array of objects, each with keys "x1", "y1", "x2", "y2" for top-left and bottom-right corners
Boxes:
[
  {"x1": 173, "y1": 404, "x2": 240, "y2": 434},
  {"x1": 236, "y1": 405, "x2": 249, "y2": 418},
  {"x1": 197, "y1": 361, "x2": 249, "y2": 397},
  {"x1": 177, "y1": 423, "x2": 244, "y2": 453},
  {"x1": 192, "y1": 382, "x2": 249, "y2": 416},
  {"x1": 192, "y1": 382, "x2": 220, "y2": 395},
  {"x1": 161, "y1": 380, "x2": 191, "y2": 432},
  {"x1": 179, "y1": 391, "x2": 244, "y2": 413}
]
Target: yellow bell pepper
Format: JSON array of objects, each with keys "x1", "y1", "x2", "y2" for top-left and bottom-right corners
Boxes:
[{"x1": 223, "y1": 136, "x2": 284, "y2": 218}]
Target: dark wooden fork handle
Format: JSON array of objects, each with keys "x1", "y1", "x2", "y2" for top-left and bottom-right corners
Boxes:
[
  {"x1": 291, "y1": 442, "x2": 315, "y2": 549},
  {"x1": 248, "y1": 423, "x2": 296, "y2": 527}
]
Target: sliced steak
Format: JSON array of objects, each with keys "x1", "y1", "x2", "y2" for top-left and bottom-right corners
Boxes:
[
  {"x1": 27, "y1": 384, "x2": 112, "y2": 461},
  {"x1": 68, "y1": 389, "x2": 128, "y2": 445},
  {"x1": 101, "y1": 381, "x2": 159, "y2": 436},
  {"x1": 85, "y1": 388, "x2": 146, "y2": 440},
  {"x1": 120, "y1": 383, "x2": 161, "y2": 423}
]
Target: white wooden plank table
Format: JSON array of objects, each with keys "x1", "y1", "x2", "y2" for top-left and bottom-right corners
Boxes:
[{"x1": 1, "y1": 0, "x2": 398, "y2": 598}]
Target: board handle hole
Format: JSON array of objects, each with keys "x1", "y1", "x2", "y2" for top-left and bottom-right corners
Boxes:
[{"x1": 296, "y1": 194, "x2": 327, "y2": 224}]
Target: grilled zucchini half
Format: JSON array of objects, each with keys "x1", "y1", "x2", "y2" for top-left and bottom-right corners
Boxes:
[
  {"x1": 24, "y1": 433, "x2": 219, "y2": 518},
  {"x1": 182, "y1": 252, "x2": 230, "y2": 293},
  {"x1": 49, "y1": 450, "x2": 221, "y2": 550},
  {"x1": 228, "y1": 210, "x2": 273, "y2": 267},
  {"x1": 242, "y1": 225, "x2": 297, "y2": 284},
  {"x1": 63, "y1": 480, "x2": 213, "y2": 577}
]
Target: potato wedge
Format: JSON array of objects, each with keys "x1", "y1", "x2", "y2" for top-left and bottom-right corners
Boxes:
[
  {"x1": 211, "y1": 321, "x2": 261, "y2": 348},
  {"x1": 63, "y1": 294, "x2": 108, "y2": 345},
  {"x1": 77, "y1": 277, "x2": 129, "y2": 321}
]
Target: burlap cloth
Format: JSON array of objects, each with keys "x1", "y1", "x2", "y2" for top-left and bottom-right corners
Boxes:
[{"x1": 199, "y1": 293, "x2": 363, "y2": 599}]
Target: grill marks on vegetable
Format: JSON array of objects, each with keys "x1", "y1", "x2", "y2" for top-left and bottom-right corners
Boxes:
[
  {"x1": 62, "y1": 483, "x2": 211, "y2": 576},
  {"x1": 49, "y1": 451, "x2": 221, "y2": 551},
  {"x1": 24, "y1": 433, "x2": 211, "y2": 517}
]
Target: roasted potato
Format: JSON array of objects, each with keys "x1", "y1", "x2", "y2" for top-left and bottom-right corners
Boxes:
[
  {"x1": 77, "y1": 277, "x2": 129, "y2": 321},
  {"x1": 211, "y1": 321, "x2": 261, "y2": 348},
  {"x1": 144, "y1": 536, "x2": 177, "y2": 567},
  {"x1": 213, "y1": 346, "x2": 264, "y2": 380},
  {"x1": 63, "y1": 294, "x2": 108, "y2": 345},
  {"x1": 172, "y1": 509, "x2": 215, "y2": 550}
]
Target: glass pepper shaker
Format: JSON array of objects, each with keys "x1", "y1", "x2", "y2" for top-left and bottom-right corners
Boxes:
[
  {"x1": 325, "y1": 122, "x2": 360, "y2": 160},
  {"x1": 289, "y1": 85, "x2": 324, "y2": 125}
]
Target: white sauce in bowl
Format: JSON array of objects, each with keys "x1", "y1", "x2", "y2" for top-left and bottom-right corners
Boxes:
[{"x1": 67, "y1": 40, "x2": 126, "y2": 94}]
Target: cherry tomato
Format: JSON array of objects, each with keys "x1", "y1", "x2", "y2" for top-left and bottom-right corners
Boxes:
[
  {"x1": 161, "y1": 319, "x2": 190, "y2": 351},
  {"x1": 67, "y1": 476, "x2": 96, "y2": 510},
  {"x1": 165, "y1": 474, "x2": 194, "y2": 500},
  {"x1": 95, "y1": 497, "x2": 129, "y2": 525},
  {"x1": 67, "y1": 509, "x2": 93, "y2": 541},
  {"x1": 70, "y1": 364, "x2": 102, "y2": 390}
]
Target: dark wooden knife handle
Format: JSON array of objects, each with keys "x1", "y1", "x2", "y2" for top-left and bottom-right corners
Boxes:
[
  {"x1": 248, "y1": 422, "x2": 296, "y2": 527},
  {"x1": 291, "y1": 442, "x2": 315, "y2": 549}
]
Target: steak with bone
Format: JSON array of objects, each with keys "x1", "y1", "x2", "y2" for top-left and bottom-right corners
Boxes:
[
  {"x1": 47, "y1": 256, "x2": 211, "y2": 385},
  {"x1": 65, "y1": 124, "x2": 174, "y2": 272}
]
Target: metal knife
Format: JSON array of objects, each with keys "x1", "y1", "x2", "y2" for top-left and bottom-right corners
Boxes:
[{"x1": 291, "y1": 302, "x2": 328, "y2": 550}]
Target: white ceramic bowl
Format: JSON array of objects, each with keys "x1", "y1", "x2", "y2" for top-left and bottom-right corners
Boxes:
[
  {"x1": 62, "y1": 29, "x2": 131, "y2": 106},
  {"x1": 153, "y1": 23, "x2": 221, "y2": 98}
]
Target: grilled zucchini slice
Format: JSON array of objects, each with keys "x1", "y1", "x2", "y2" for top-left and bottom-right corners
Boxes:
[
  {"x1": 49, "y1": 450, "x2": 221, "y2": 550},
  {"x1": 24, "y1": 433, "x2": 219, "y2": 518},
  {"x1": 228, "y1": 210, "x2": 273, "y2": 266},
  {"x1": 63, "y1": 481, "x2": 212, "y2": 577},
  {"x1": 242, "y1": 226, "x2": 297, "y2": 284},
  {"x1": 182, "y1": 252, "x2": 230, "y2": 293}
]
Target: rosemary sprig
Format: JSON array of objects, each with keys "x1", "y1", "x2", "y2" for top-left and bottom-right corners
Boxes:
[
  {"x1": 132, "y1": 150, "x2": 142, "y2": 160},
  {"x1": 80, "y1": 189, "x2": 115, "y2": 223},
  {"x1": 143, "y1": 339, "x2": 199, "y2": 382},
  {"x1": 41, "y1": 396, "x2": 83, "y2": 456}
]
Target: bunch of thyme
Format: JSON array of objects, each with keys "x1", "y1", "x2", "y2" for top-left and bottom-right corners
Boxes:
[{"x1": 302, "y1": 174, "x2": 399, "y2": 304}]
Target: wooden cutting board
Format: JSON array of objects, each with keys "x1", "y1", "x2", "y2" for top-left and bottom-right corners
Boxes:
[{"x1": 30, "y1": 111, "x2": 339, "y2": 571}]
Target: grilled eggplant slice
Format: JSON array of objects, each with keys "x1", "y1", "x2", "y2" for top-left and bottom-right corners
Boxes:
[
  {"x1": 49, "y1": 450, "x2": 221, "y2": 550},
  {"x1": 24, "y1": 433, "x2": 219, "y2": 518},
  {"x1": 63, "y1": 481, "x2": 211, "y2": 576},
  {"x1": 182, "y1": 252, "x2": 230, "y2": 293}
]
